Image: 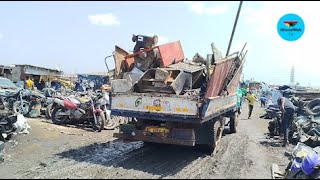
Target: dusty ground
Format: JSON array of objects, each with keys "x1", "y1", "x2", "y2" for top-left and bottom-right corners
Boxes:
[{"x1": 0, "y1": 103, "x2": 291, "y2": 179}]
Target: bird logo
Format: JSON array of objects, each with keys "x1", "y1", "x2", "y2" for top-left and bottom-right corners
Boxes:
[{"x1": 283, "y1": 21, "x2": 299, "y2": 27}]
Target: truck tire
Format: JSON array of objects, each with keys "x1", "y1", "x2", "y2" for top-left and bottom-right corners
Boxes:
[
  {"x1": 199, "y1": 119, "x2": 223, "y2": 154},
  {"x1": 230, "y1": 111, "x2": 238, "y2": 133},
  {"x1": 305, "y1": 98, "x2": 320, "y2": 116}
]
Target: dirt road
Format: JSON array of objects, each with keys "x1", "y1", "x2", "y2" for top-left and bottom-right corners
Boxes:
[{"x1": 0, "y1": 103, "x2": 290, "y2": 179}]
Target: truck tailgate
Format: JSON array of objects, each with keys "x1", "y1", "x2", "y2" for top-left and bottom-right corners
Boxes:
[{"x1": 111, "y1": 93, "x2": 199, "y2": 117}]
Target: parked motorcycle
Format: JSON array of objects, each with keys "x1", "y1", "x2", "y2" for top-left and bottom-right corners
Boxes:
[
  {"x1": 272, "y1": 142, "x2": 320, "y2": 179},
  {"x1": 94, "y1": 90, "x2": 129, "y2": 130},
  {"x1": 50, "y1": 91, "x2": 105, "y2": 132},
  {"x1": 0, "y1": 88, "x2": 31, "y2": 116}
]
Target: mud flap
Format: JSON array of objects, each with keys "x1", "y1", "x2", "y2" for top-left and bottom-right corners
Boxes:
[{"x1": 271, "y1": 163, "x2": 284, "y2": 179}]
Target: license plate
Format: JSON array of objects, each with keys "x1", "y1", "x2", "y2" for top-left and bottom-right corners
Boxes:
[{"x1": 145, "y1": 126, "x2": 170, "y2": 134}]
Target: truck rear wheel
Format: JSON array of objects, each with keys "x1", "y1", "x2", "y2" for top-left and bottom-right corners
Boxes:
[
  {"x1": 199, "y1": 119, "x2": 223, "y2": 154},
  {"x1": 230, "y1": 111, "x2": 238, "y2": 133}
]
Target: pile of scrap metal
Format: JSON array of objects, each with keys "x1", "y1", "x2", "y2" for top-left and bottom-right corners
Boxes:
[
  {"x1": 110, "y1": 34, "x2": 233, "y2": 100},
  {"x1": 265, "y1": 96, "x2": 320, "y2": 147},
  {"x1": 291, "y1": 98, "x2": 320, "y2": 147},
  {"x1": 0, "y1": 108, "x2": 31, "y2": 163},
  {"x1": 270, "y1": 98, "x2": 320, "y2": 179}
]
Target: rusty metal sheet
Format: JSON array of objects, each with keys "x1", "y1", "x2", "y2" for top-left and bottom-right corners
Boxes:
[
  {"x1": 124, "y1": 56, "x2": 135, "y2": 72},
  {"x1": 205, "y1": 58, "x2": 234, "y2": 99},
  {"x1": 227, "y1": 63, "x2": 244, "y2": 94},
  {"x1": 158, "y1": 41, "x2": 185, "y2": 67},
  {"x1": 114, "y1": 45, "x2": 129, "y2": 77}
]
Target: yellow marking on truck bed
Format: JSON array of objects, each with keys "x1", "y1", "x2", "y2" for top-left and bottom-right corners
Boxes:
[
  {"x1": 176, "y1": 108, "x2": 189, "y2": 112},
  {"x1": 146, "y1": 106, "x2": 163, "y2": 111}
]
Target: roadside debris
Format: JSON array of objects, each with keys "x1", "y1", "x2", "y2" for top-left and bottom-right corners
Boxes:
[
  {"x1": 0, "y1": 110, "x2": 31, "y2": 162},
  {"x1": 14, "y1": 114, "x2": 31, "y2": 134},
  {"x1": 258, "y1": 84, "x2": 320, "y2": 179}
]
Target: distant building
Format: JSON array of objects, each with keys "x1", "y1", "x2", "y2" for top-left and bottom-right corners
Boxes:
[
  {"x1": 249, "y1": 81, "x2": 261, "y2": 90},
  {"x1": 0, "y1": 65, "x2": 14, "y2": 79},
  {"x1": 10, "y1": 64, "x2": 63, "y2": 84}
]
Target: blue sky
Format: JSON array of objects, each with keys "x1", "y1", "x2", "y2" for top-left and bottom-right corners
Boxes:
[{"x1": 0, "y1": 1, "x2": 319, "y2": 87}]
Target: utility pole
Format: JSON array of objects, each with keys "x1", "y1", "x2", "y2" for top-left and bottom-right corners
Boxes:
[{"x1": 226, "y1": 1, "x2": 243, "y2": 57}]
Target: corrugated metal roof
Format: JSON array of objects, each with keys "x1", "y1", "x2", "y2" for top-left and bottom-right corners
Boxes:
[
  {"x1": 14, "y1": 64, "x2": 62, "y2": 73},
  {"x1": 24, "y1": 66, "x2": 62, "y2": 76}
]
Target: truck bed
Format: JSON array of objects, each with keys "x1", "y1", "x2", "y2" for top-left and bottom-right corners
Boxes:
[{"x1": 111, "y1": 92, "x2": 237, "y2": 124}]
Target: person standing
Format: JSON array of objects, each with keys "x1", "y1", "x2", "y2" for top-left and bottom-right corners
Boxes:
[
  {"x1": 24, "y1": 76, "x2": 34, "y2": 90},
  {"x1": 246, "y1": 91, "x2": 257, "y2": 119},
  {"x1": 277, "y1": 97, "x2": 295, "y2": 147},
  {"x1": 260, "y1": 95, "x2": 268, "y2": 108},
  {"x1": 236, "y1": 88, "x2": 243, "y2": 115}
]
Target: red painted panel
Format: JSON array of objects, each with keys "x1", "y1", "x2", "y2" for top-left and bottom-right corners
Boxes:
[
  {"x1": 204, "y1": 59, "x2": 234, "y2": 99},
  {"x1": 158, "y1": 41, "x2": 185, "y2": 67},
  {"x1": 124, "y1": 41, "x2": 185, "y2": 72}
]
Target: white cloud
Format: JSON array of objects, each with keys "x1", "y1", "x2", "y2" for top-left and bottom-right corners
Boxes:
[
  {"x1": 88, "y1": 13, "x2": 120, "y2": 26},
  {"x1": 0, "y1": 33, "x2": 3, "y2": 39},
  {"x1": 185, "y1": 1, "x2": 229, "y2": 15}
]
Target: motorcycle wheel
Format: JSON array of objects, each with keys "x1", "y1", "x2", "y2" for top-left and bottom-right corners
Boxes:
[
  {"x1": 92, "y1": 112, "x2": 105, "y2": 132},
  {"x1": 51, "y1": 107, "x2": 68, "y2": 125},
  {"x1": 13, "y1": 100, "x2": 30, "y2": 116},
  {"x1": 45, "y1": 103, "x2": 53, "y2": 119}
]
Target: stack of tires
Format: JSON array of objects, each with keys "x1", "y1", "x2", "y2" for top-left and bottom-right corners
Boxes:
[{"x1": 305, "y1": 98, "x2": 320, "y2": 116}]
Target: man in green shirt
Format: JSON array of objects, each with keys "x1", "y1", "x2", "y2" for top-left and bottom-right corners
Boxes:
[{"x1": 236, "y1": 88, "x2": 243, "y2": 115}]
